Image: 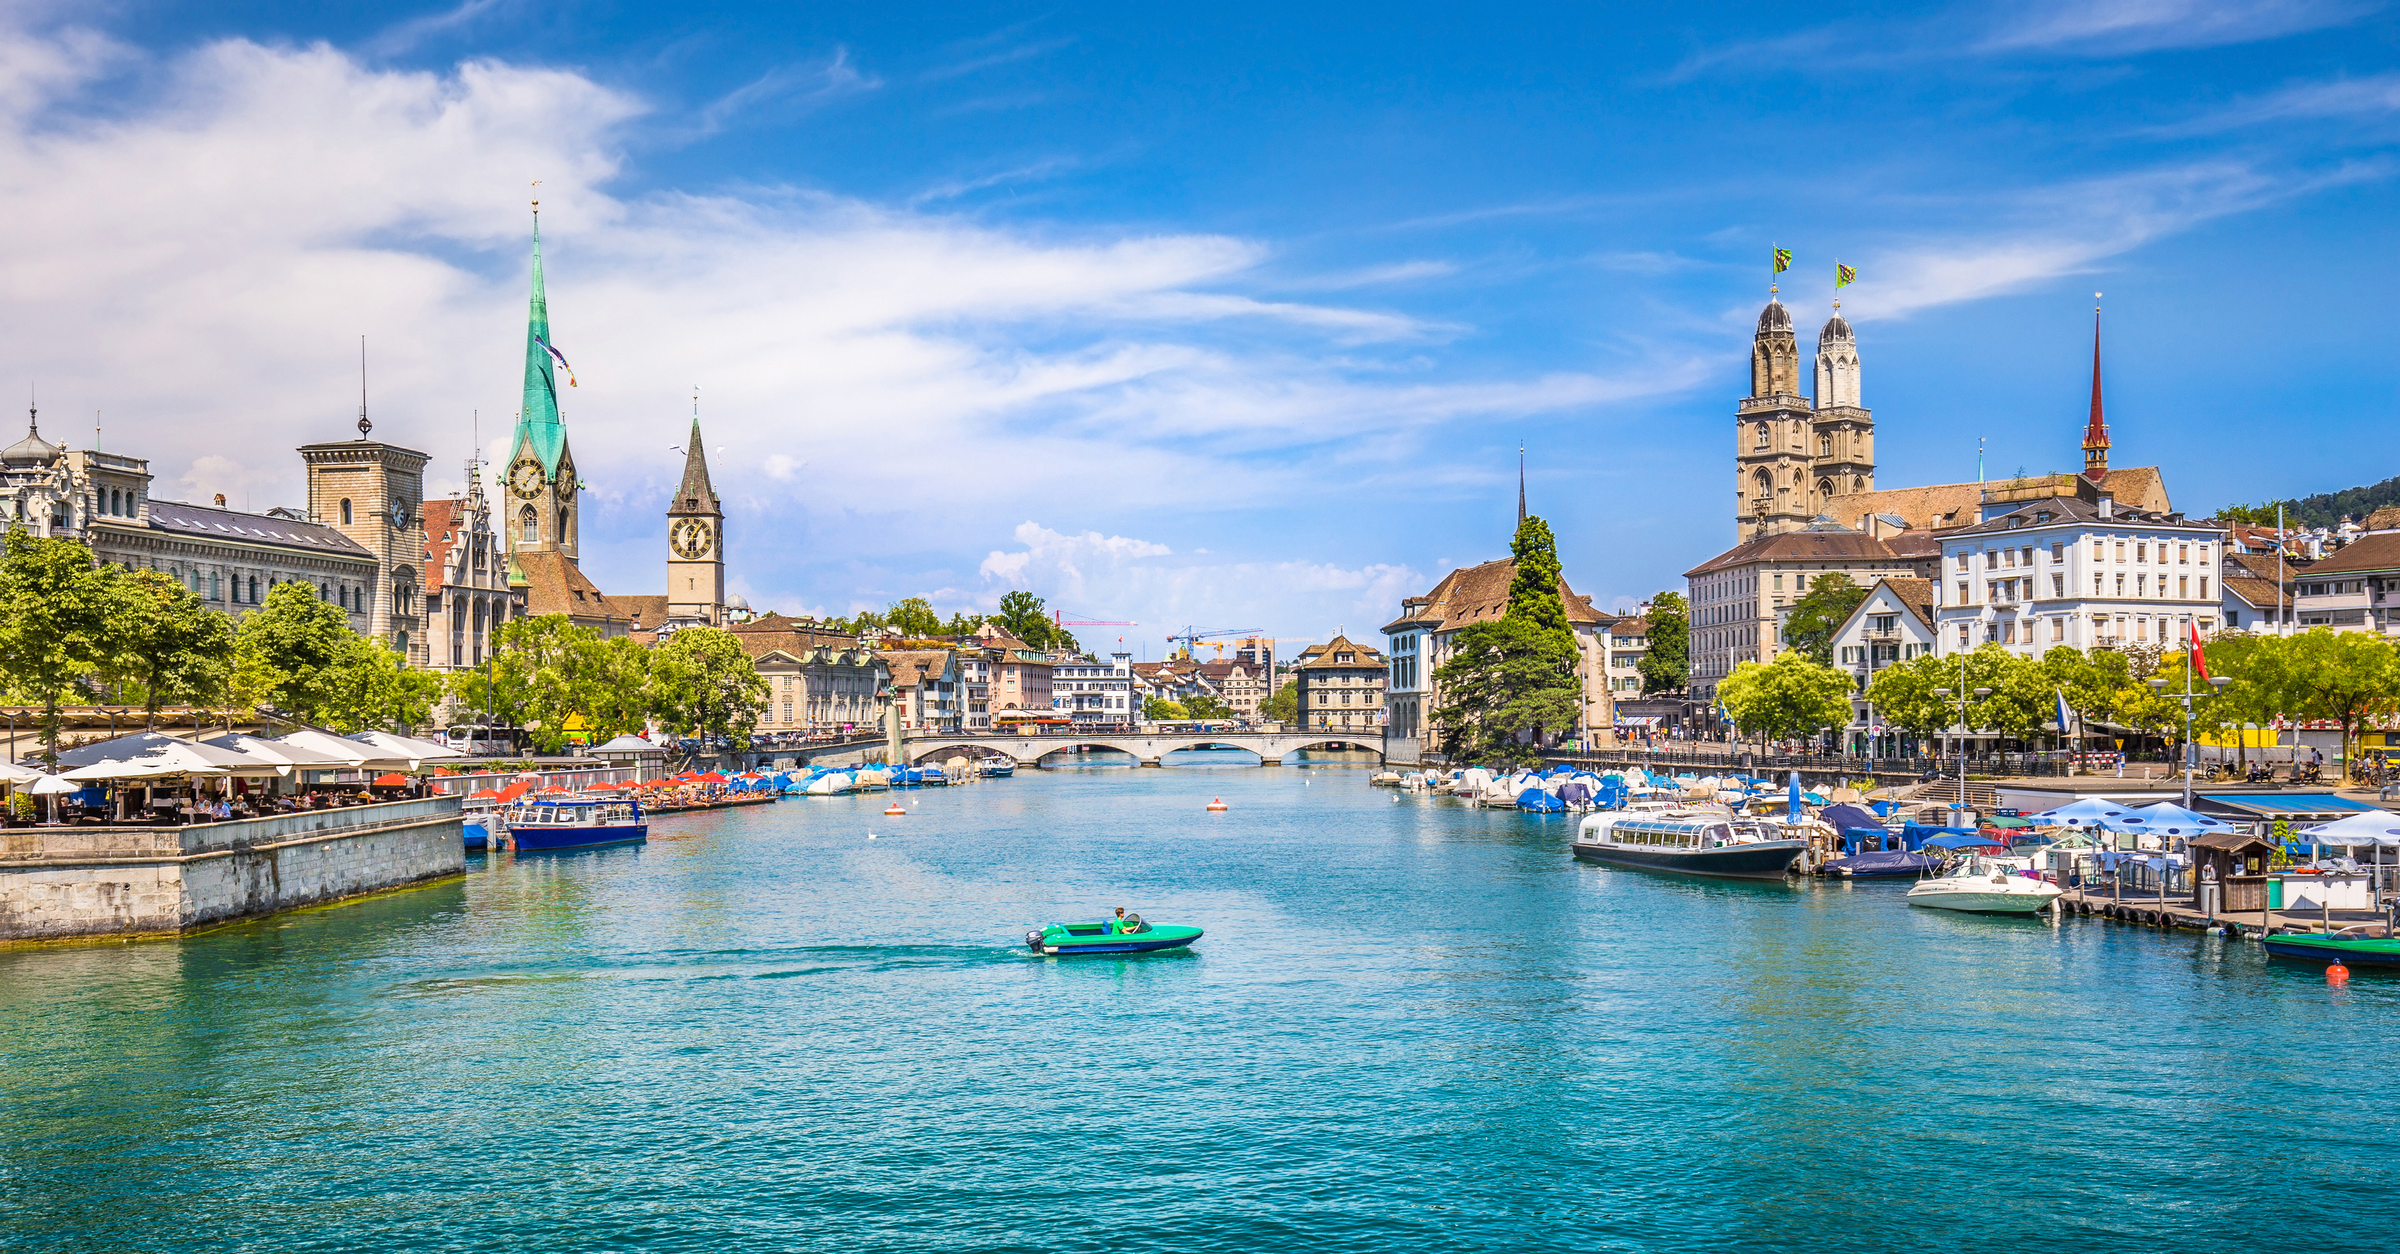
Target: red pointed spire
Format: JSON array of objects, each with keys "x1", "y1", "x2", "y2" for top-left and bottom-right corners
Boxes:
[{"x1": 2081, "y1": 298, "x2": 2109, "y2": 482}]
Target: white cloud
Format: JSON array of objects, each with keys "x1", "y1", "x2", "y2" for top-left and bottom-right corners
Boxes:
[
  {"x1": 1818, "y1": 159, "x2": 2392, "y2": 323},
  {"x1": 1979, "y1": 0, "x2": 2372, "y2": 54},
  {"x1": 2155, "y1": 72, "x2": 2400, "y2": 135},
  {"x1": 974, "y1": 521, "x2": 1420, "y2": 646}
]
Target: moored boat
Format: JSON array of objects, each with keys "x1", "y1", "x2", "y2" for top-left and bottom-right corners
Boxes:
[
  {"x1": 506, "y1": 794, "x2": 648, "y2": 853},
  {"x1": 1825, "y1": 849, "x2": 1944, "y2": 879},
  {"x1": 1904, "y1": 857, "x2": 2062, "y2": 915},
  {"x1": 1025, "y1": 915, "x2": 1203, "y2": 956},
  {"x1": 2262, "y1": 933, "x2": 2400, "y2": 967},
  {"x1": 1571, "y1": 810, "x2": 1805, "y2": 879}
]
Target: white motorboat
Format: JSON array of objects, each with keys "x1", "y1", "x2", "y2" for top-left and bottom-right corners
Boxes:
[{"x1": 1906, "y1": 856, "x2": 2064, "y2": 915}]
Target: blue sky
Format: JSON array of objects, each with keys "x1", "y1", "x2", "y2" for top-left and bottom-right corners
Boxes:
[{"x1": 3, "y1": 1, "x2": 2395, "y2": 651}]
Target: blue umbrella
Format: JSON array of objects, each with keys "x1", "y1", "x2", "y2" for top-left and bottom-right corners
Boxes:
[
  {"x1": 2022, "y1": 797, "x2": 2135, "y2": 828},
  {"x1": 2122, "y1": 802, "x2": 2234, "y2": 837}
]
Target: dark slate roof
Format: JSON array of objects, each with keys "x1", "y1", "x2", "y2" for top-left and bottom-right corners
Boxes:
[
  {"x1": 132, "y1": 500, "x2": 374, "y2": 558},
  {"x1": 1942, "y1": 493, "x2": 2215, "y2": 539},
  {"x1": 2301, "y1": 532, "x2": 2400, "y2": 576},
  {"x1": 1684, "y1": 528, "x2": 1921, "y2": 578}
]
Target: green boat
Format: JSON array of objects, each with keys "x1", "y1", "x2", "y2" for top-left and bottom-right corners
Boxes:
[
  {"x1": 2262, "y1": 932, "x2": 2400, "y2": 967},
  {"x1": 1025, "y1": 915, "x2": 1202, "y2": 956}
]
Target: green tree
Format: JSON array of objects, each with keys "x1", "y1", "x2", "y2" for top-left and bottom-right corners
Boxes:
[
  {"x1": 887, "y1": 597, "x2": 942, "y2": 638},
  {"x1": 449, "y1": 614, "x2": 594, "y2": 753},
  {"x1": 1865, "y1": 653, "x2": 1952, "y2": 741},
  {"x1": 584, "y1": 635, "x2": 657, "y2": 741},
  {"x1": 0, "y1": 529, "x2": 118, "y2": 762},
  {"x1": 1778, "y1": 573, "x2": 1867, "y2": 666},
  {"x1": 943, "y1": 611, "x2": 987, "y2": 637},
  {"x1": 1143, "y1": 696, "x2": 1188, "y2": 721},
  {"x1": 2281, "y1": 629, "x2": 2400, "y2": 774},
  {"x1": 1429, "y1": 515, "x2": 1585, "y2": 765},
  {"x1": 1185, "y1": 693, "x2": 1232, "y2": 720},
  {"x1": 103, "y1": 569, "x2": 235, "y2": 728},
  {"x1": 653, "y1": 625, "x2": 771, "y2": 749},
  {"x1": 2196, "y1": 633, "x2": 2289, "y2": 769},
  {"x1": 1261, "y1": 678, "x2": 1297, "y2": 723},
  {"x1": 234, "y1": 581, "x2": 357, "y2": 726},
  {"x1": 1717, "y1": 649, "x2": 1855, "y2": 749},
  {"x1": 320, "y1": 637, "x2": 443, "y2": 733},
  {"x1": 1636, "y1": 591, "x2": 1688, "y2": 695},
  {"x1": 993, "y1": 590, "x2": 1054, "y2": 647}
]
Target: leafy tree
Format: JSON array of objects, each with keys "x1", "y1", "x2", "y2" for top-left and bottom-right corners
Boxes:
[
  {"x1": 449, "y1": 614, "x2": 596, "y2": 753},
  {"x1": 1142, "y1": 696, "x2": 1188, "y2": 721},
  {"x1": 321, "y1": 637, "x2": 443, "y2": 733},
  {"x1": 2215, "y1": 502, "x2": 2280, "y2": 526},
  {"x1": 943, "y1": 611, "x2": 987, "y2": 637},
  {"x1": 1261, "y1": 678, "x2": 1297, "y2": 723},
  {"x1": 584, "y1": 636, "x2": 657, "y2": 742},
  {"x1": 1778, "y1": 573, "x2": 1866, "y2": 666},
  {"x1": 234, "y1": 580, "x2": 357, "y2": 726},
  {"x1": 1637, "y1": 591, "x2": 1688, "y2": 695},
  {"x1": 2198, "y1": 632, "x2": 2293, "y2": 769},
  {"x1": 994, "y1": 590, "x2": 1054, "y2": 647},
  {"x1": 103, "y1": 569, "x2": 235, "y2": 728},
  {"x1": 1717, "y1": 649, "x2": 1855, "y2": 750},
  {"x1": 2281, "y1": 629, "x2": 2400, "y2": 773},
  {"x1": 653, "y1": 625, "x2": 770, "y2": 749},
  {"x1": 1429, "y1": 515, "x2": 1585, "y2": 766},
  {"x1": 1864, "y1": 653, "x2": 1952, "y2": 741},
  {"x1": 0, "y1": 529, "x2": 117, "y2": 762},
  {"x1": 887, "y1": 597, "x2": 942, "y2": 639},
  {"x1": 1185, "y1": 693, "x2": 1232, "y2": 720}
]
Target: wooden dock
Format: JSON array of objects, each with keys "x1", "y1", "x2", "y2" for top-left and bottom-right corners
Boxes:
[{"x1": 2054, "y1": 886, "x2": 2395, "y2": 940}]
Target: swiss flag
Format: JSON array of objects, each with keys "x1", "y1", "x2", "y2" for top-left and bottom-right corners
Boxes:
[{"x1": 2189, "y1": 618, "x2": 2210, "y2": 683}]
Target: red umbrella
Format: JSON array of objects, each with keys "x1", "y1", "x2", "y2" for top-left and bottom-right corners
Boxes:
[
  {"x1": 539, "y1": 784, "x2": 572, "y2": 794},
  {"x1": 467, "y1": 788, "x2": 501, "y2": 800},
  {"x1": 695, "y1": 771, "x2": 730, "y2": 784},
  {"x1": 373, "y1": 773, "x2": 410, "y2": 787}
]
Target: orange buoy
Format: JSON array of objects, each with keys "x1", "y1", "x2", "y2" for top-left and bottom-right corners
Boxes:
[
  {"x1": 1206, "y1": 798, "x2": 1228, "y2": 812},
  {"x1": 884, "y1": 802, "x2": 907, "y2": 816},
  {"x1": 2328, "y1": 962, "x2": 2350, "y2": 985}
]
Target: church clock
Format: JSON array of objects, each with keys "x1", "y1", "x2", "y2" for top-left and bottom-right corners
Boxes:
[
  {"x1": 670, "y1": 516, "x2": 714, "y2": 560},
  {"x1": 508, "y1": 456, "x2": 546, "y2": 499}
]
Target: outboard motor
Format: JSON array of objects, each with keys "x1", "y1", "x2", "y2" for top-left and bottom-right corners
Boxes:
[{"x1": 1025, "y1": 929, "x2": 1047, "y2": 951}]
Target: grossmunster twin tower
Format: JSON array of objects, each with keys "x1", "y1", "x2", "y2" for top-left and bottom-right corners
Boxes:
[{"x1": 1735, "y1": 297, "x2": 1874, "y2": 541}]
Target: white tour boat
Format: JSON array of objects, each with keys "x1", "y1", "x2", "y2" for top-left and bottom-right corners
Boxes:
[{"x1": 1905, "y1": 855, "x2": 2064, "y2": 915}]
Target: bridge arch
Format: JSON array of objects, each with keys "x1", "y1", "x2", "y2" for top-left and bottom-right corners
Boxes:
[
  {"x1": 1271, "y1": 738, "x2": 1386, "y2": 764},
  {"x1": 905, "y1": 743, "x2": 1019, "y2": 766}
]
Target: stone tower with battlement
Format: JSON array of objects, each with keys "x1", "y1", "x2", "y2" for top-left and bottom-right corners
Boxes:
[{"x1": 1735, "y1": 297, "x2": 1876, "y2": 541}]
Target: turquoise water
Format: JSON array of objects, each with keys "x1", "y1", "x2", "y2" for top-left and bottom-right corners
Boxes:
[{"x1": 3, "y1": 751, "x2": 2394, "y2": 1252}]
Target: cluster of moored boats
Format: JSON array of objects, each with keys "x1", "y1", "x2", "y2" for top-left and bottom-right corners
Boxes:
[
  {"x1": 1379, "y1": 765, "x2": 2099, "y2": 916},
  {"x1": 462, "y1": 755, "x2": 1018, "y2": 852}
]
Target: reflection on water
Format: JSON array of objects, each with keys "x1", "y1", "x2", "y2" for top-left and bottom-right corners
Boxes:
[{"x1": 1, "y1": 756, "x2": 2394, "y2": 1253}]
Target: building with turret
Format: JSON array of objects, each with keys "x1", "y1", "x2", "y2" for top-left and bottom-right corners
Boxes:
[{"x1": 1736, "y1": 297, "x2": 1876, "y2": 541}]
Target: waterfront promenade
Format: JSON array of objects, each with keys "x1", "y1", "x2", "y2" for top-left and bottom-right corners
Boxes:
[{"x1": 1, "y1": 756, "x2": 2392, "y2": 1252}]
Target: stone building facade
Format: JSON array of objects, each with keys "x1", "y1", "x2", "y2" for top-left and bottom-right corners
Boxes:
[
  {"x1": 1737, "y1": 298, "x2": 1876, "y2": 541},
  {"x1": 421, "y1": 457, "x2": 525, "y2": 671},
  {"x1": 300, "y1": 433, "x2": 430, "y2": 662},
  {"x1": 1293, "y1": 634, "x2": 1386, "y2": 735}
]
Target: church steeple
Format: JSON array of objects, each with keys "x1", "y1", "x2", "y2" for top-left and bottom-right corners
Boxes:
[
  {"x1": 2081, "y1": 298, "x2": 2110, "y2": 482},
  {"x1": 516, "y1": 204, "x2": 567, "y2": 475},
  {"x1": 666, "y1": 400, "x2": 726, "y2": 628},
  {"x1": 503, "y1": 199, "x2": 580, "y2": 561}
]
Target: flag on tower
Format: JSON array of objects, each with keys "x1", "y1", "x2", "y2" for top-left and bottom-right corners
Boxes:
[
  {"x1": 2188, "y1": 618, "x2": 2210, "y2": 682},
  {"x1": 1773, "y1": 248, "x2": 1792, "y2": 274},
  {"x1": 535, "y1": 334, "x2": 578, "y2": 387},
  {"x1": 1836, "y1": 263, "x2": 1857, "y2": 288}
]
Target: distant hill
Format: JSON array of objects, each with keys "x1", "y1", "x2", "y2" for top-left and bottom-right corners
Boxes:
[{"x1": 2220, "y1": 475, "x2": 2400, "y2": 528}]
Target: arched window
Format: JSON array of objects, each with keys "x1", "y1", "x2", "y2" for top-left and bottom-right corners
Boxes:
[
  {"x1": 1753, "y1": 422, "x2": 1769, "y2": 449},
  {"x1": 319, "y1": 583, "x2": 329, "y2": 599},
  {"x1": 247, "y1": 576, "x2": 258, "y2": 603},
  {"x1": 108, "y1": 488, "x2": 121, "y2": 516},
  {"x1": 557, "y1": 504, "x2": 571, "y2": 542},
  {"x1": 1852, "y1": 475, "x2": 1865, "y2": 492},
  {"x1": 1817, "y1": 478, "x2": 1835, "y2": 501},
  {"x1": 340, "y1": 499, "x2": 353, "y2": 525},
  {"x1": 520, "y1": 506, "x2": 537, "y2": 542},
  {"x1": 1752, "y1": 469, "x2": 1772, "y2": 499},
  {"x1": 1819, "y1": 435, "x2": 1832, "y2": 457},
  {"x1": 395, "y1": 631, "x2": 409, "y2": 656}
]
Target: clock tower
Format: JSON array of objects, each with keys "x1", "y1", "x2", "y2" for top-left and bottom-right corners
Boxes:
[{"x1": 666, "y1": 415, "x2": 724, "y2": 627}]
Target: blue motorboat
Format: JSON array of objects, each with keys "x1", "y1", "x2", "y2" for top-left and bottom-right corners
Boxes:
[
  {"x1": 982, "y1": 760, "x2": 1015, "y2": 778},
  {"x1": 1824, "y1": 849, "x2": 1944, "y2": 879},
  {"x1": 1517, "y1": 787, "x2": 1566, "y2": 813},
  {"x1": 506, "y1": 794, "x2": 648, "y2": 853}
]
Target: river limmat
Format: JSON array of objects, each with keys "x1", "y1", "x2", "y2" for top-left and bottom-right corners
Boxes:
[{"x1": 3, "y1": 756, "x2": 2392, "y2": 1253}]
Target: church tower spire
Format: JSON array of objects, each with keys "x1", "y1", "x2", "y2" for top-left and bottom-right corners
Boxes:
[
  {"x1": 666, "y1": 393, "x2": 726, "y2": 628},
  {"x1": 1734, "y1": 297, "x2": 1810, "y2": 540},
  {"x1": 2081, "y1": 296, "x2": 2110, "y2": 482},
  {"x1": 504, "y1": 197, "x2": 580, "y2": 561}
]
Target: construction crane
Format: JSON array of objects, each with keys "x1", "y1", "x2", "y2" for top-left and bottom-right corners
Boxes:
[
  {"x1": 1053, "y1": 611, "x2": 1137, "y2": 627},
  {"x1": 1167, "y1": 626, "x2": 1260, "y2": 661}
]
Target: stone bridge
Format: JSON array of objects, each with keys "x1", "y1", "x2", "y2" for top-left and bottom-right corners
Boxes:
[{"x1": 898, "y1": 731, "x2": 1387, "y2": 768}]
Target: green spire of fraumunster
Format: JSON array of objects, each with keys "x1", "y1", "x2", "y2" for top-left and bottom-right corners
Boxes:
[{"x1": 516, "y1": 207, "x2": 567, "y2": 475}]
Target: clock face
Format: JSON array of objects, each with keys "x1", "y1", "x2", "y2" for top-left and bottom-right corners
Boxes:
[
  {"x1": 556, "y1": 457, "x2": 576, "y2": 490},
  {"x1": 671, "y1": 517, "x2": 713, "y2": 560},
  {"x1": 508, "y1": 457, "x2": 545, "y2": 499}
]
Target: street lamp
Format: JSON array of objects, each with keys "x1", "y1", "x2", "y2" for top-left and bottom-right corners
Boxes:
[
  {"x1": 2150, "y1": 671, "x2": 2234, "y2": 807},
  {"x1": 1932, "y1": 681, "x2": 1994, "y2": 816}
]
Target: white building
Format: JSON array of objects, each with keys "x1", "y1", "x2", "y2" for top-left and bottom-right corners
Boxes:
[
  {"x1": 1932, "y1": 493, "x2": 2225, "y2": 656},
  {"x1": 1826, "y1": 577, "x2": 1938, "y2": 752},
  {"x1": 1053, "y1": 652, "x2": 1134, "y2": 729}
]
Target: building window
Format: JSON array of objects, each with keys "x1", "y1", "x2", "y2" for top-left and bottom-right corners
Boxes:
[
  {"x1": 2199, "y1": 577, "x2": 2209, "y2": 599},
  {"x1": 521, "y1": 506, "x2": 537, "y2": 542},
  {"x1": 2051, "y1": 542, "x2": 2064, "y2": 561},
  {"x1": 2051, "y1": 618, "x2": 2065, "y2": 642},
  {"x1": 341, "y1": 498, "x2": 353, "y2": 525}
]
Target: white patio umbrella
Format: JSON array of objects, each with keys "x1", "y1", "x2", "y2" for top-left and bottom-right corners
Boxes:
[
  {"x1": 347, "y1": 730, "x2": 465, "y2": 761},
  {"x1": 2296, "y1": 809, "x2": 2400, "y2": 847},
  {"x1": 28, "y1": 771, "x2": 80, "y2": 825},
  {"x1": 60, "y1": 759, "x2": 226, "y2": 781},
  {"x1": 201, "y1": 733, "x2": 349, "y2": 775},
  {"x1": 271, "y1": 728, "x2": 412, "y2": 771},
  {"x1": 0, "y1": 760, "x2": 43, "y2": 787},
  {"x1": 52, "y1": 731, "x2": 282, "y2": 776}
]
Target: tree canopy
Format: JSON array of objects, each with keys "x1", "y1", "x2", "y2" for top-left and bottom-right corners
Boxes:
[
  {"x1": 1637, "y1": 591, "x2": 1688, "y2": 696},
  {"x1": 1430, "y1": 514, "x2": 1584, "y2": 766},
  {"x1": 1718, "y1": 649, "x2": 1855, "y2": 746},
  {"x1": 0, "y1": 530, "x2": 117, "y2": 760}
]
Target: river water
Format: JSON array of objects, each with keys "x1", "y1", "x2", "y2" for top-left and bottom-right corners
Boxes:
[{"x1": 3, "y1": 751, "x2": 2394, "y2": 1252}]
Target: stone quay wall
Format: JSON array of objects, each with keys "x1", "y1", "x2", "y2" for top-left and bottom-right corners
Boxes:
[{"x1": 0, "y1": 797, "x2": 464, "y2": 942}]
